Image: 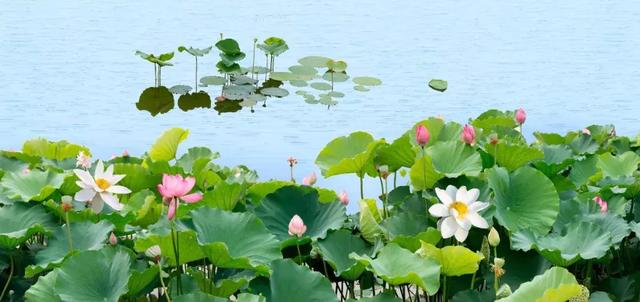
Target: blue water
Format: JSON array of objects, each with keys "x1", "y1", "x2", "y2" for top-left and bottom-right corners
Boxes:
[{"x1": 1, "y1": 1, "x2": 639, "y2": 211}]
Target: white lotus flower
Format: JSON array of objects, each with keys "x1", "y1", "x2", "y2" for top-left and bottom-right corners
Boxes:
[
  {"x1": 73, "y1": 160, "x2": 131, "y2": 213},
  {"x1": 76, "y1": 151, "x2": 92, "y2": 169},
  {"x1": 428, "y1": 185, "x2": 489, "y2": 242}
]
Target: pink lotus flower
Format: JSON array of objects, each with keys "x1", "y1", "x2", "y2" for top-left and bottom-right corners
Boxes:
[
  {"x1": 109, "y1": 232, "x2": 118, "y2": 245},
  {"x1": 416, "y1": 125, "x2": 430, "y2": 146},
  {"x1": 515, "y1": 108, "x2": 526, "y2": 125},
  {"x1": 157, "y1": 174, "x2": 203, "y2": 220},
  {"x1": 461, "y1": 124, "x2": 476, "y2": 145},
  {"x1": 302, "y1": 172, "x2": 317, "y2": 186},
  {"x1": 288, "y1": 214, "x2": 307, "y2": 238},
  {"x1": 339, "y1": 190, "x2": 349, "y2": 206},
  {"x1": 593, "y1": 196, "x2": 608, "y2": 213}
]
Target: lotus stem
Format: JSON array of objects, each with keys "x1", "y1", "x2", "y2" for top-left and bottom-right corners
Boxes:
[
  {"x1": 470, "y1": 270, "x2": 477, "y2": 290},
  {"x1": 158, "y1": 67, "x2": 162, "y2": 87},
  {"x1": 393, "y1": 172, "x2": 397, "y2": 189},
  {"x1": 65, "y1": 212, "x2": 73, "y2": 252},
  {"x1": 359, "y1": 175, "x2": 364, "y2": 200},
  {"x1": 442, "y1": 276, "x2": 447, "y2": 302},
  {"x1": 421, "y1": 146, "x2": 428, "y2": 191},
  {"x1": 158, "y1": 265, "x2": 172, "y2": 302},
  {"x1": 378, "y1": 176, "x2": 387, "y2": 218},
  {"x1": 295, "y1": 242, "x2": 303, "y2": 265},
  {"x1": 0, "y1": 255, "x2": 13, "y2": 302},
  {"x1": 170, "y1": 224, "x2": 182, "y2": 294},
  {"x1": 252, "y1": 38, "x2": 257, "y2": 81},
  {"x1": 195, "y1": 56, "x2": 198, "y2": 93},
  {"x1": 154, "y1": 64, "x2": 158, "y2": 87}
]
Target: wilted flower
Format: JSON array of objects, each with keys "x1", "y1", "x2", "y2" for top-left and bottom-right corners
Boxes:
[
  {"x1": 74, "y1": 161, "x2": 131, "y2": 213},
  {"x1": 302, "y1": 172, "x2": 317, "y2": 186},
  {"x1": 61, "y1": 195, "x2": 73, "y2": 212},
  {"x1": 157, "y1": 174, "x2": 203, "y2": 220},
  {"x1": 515, "y1": 108, "x2": 526, "y2": 125},
  {"x1": 145, "y1": 245, "x2": 162, "y2": 261},
  {"x1": 489, "y1": 133, "x2": 499, "y2": 145},
  {"x1": 76, "y1": 151, "x2": 92, "y2": 169},
  {"x1": 593, "y1": 196, "x2": 608, "y2": 213},
  {"x1": 287, "y1": 156, "x2": 298, "y2": 167},
  {"x1": 339, "y1": 190, "x2": 349, "y2": 206},
  {"x1": 109, "y1": 232, "x2": 118, "y2": 246},
  {"x1": 488, "y1": 227, "x2": 500, "y2": 247},
  {"x1": 492, "y1": 257, "x2": 506, "y2": 278},
  {"x1": 428, "y1": 185, "x2": 490, "y2": 242},
  {"x1": 582, "y1": 128, "x2": 591, "y2": 135},
  {"x1": 288, "y1": 214, "x2": 307, "y2": 238},
  {"x1": 378, "y1": 165, "x2": 390, "y2": 179},
  {"x1": 415, "y1": 125, "x2": 430, "y2": 146},
  {"x1": 461, "y1": 124, "x2": 476, "y2": 145}
]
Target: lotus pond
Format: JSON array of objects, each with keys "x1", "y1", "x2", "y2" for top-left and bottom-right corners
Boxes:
[{"x1": 0, "y1": 109, "x2": 637, "y2": 302}]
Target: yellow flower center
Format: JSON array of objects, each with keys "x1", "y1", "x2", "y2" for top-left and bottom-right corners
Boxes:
[
  {"x1": 95, "y1": 178, "x2": 110, "y2": 190},
  {"x1": 451, "y1": 201, "x2": 468, "y2": 219}
]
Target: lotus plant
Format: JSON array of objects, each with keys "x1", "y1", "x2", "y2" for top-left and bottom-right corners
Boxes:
[
  {"x1": 429, "y1": 185, "x2": 490, "y2": 242},
  {"x1": 288, "y1": 214, "x2": 307, "y2": 264},
  {"x1": 461, "y1": 124, "x2": 476, "y2": 145},
  {"x1": 416, "y1": 124, "x2": 430, "y2": 146},
  {"x1": 157, "y1": 174, "x2": 203, "y2": 220},
  {"x1": 74, "y1": 160, "x2": 131, "y2": 213}
]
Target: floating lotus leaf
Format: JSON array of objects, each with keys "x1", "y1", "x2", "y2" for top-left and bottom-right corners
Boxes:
[
  {"x1": 260, "y1": 87, "x2": 289, "y2": 97},
  {"x1": 0, "y1": 203, "x2": 56, "y2": 248},
  {"x1": 597, "y1": 151, "x2": 640, "y2": 178},
  {"x1": 269, "y1": 259, "x2": 338, "y2": 302},
  {"x1": 178, "y1": 46, "x2": 212, "y2": 57},
  {"x1": 298, "y1": 56, "x2": 332, "y2": 68},
  {"x1": 354, "y1": 85, "x2": 370, "y2": 92},
  {"x1": 200, "y1": 76, "x2": 226, "y2": 86},
  {"x1": 169, "y1": 85, "x2": 193, "y2": 95},
  {"x1": 1, "y1": 169, "x2": 64, "y2": 202},
  {"x1": 192, "y1": 207, "x2": 281, "y2": 275},
  {"x1": 136, "y1": 86, "x2": 174, "y2": 116},
  {"x1": 319, "y1": 95, "x2": 337, "y2": 106},
  {"x1": 487, "y1": 142, "x2": 544, "y2": 172},
  {"x1": 240, "y1": 99, "x2": 257, "y2": 107},
  {"x1": 353, "y1": 77, "x2": 382, "y2": 86},
  {"x1": 246, "y1": 94, "x2": 267, "y2": 102},
  {"x1": 351, "y1": 243, "x2": 441, "y2": 295},
  {"x1": 416, "y1": 241, "x2": 482, "y2": 276},
  {"x1": 310, "y1": 82, "x2": 332, "y2": 91},
  {"x1": 22, "y1": 138, "x2": 90, "y2": 162},
  {"x1": 269, "y1": 72, "x2": 297, "y2": 81},
  {"x1": 428, "y1": 79, "x2": 447, "y2": 92},
  {"x1": 289, "y1": 80, "x2": 308, "y2": 87},
  {"x1": 149, "y1": 128, "x2": 189, "y2": 162},
  {"x1": 323, "y1": 71, "x2": 350, "y2": 82},
  {"x1": 232, "y1": 75, "x2": 258, "y2": 85},
  {"x1": 428, "y1": 140, "x2": 483, "y2": 178},
  {"x1": 488, "y1": 166, "x2": 559, "y2": 234},
  {"x1": 316, "y1": 229, "x2": 375, "y2": 280},
  {"x1": 253, "y1": 185, "x2": 346, "y2": 244},
  {"x1": 224, "y1": 85, "x2": 256, "y2": 99},
  {"x1": 327, "y1": 91, "x2": 345, "y2": 98},
  {"x1": 289, "y1": 65, "x2": 317, "y2": 76},
  {"x1": 178, "y1": 92, "x2": 212, "y2": 111},
  {"x1": 304, "y1": 95, "x2": 319, "y2": 104},
  {"x1": 315, "y1": 131, "x2": 383, "y2": 178},
  {"x1": 27, "y1": 220, "x2": 114, "y2": 277},
  {"x1": 55, "y1": 247, "x2": 132, "y2": 302},
  {"x1": 496, "y1": 267, "x2": 581, "y2": 302}
]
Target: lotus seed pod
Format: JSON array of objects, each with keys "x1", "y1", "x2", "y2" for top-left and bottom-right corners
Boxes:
[{"x1": 568, "y1": 285, "x2": 590, "y2": 302}]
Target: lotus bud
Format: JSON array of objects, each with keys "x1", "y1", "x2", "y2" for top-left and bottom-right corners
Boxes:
[
  {"x1": 515, "y1": 108, "x2": 526, "y2": 125},
  {"x1": 339, "y1": 190, "x2": 349, "y2": 206},
  {"x1": 378, "y1": 165, "x2": 390, "y2": 179},
  {"x1": 287, "y1": 156, "x2": 298, "y2": 167},
  {"x1": 593, "y1": 196, "x2": 608, "y2": 213},
  {"x1": 582, "y1": 128, "x2": 591, "y2": 136},
  {"x1": 302, "y1": 172, "x2": 317, "y2": 186},
  {"x1": 488, "y1": 227, "x2": 500, "y2": 247},
  {"x1": 461, "y1": 124, "x2": 476, "y2": 145},
  {"x1": 288, "y1": 214, "x2": 307, "y2": 238},
  {"x1": 415, "y1": 125, "x2": 430, "y2": 146},
  {"x1": 109, "y1": 232, "x2": 118, "y2": 246}
]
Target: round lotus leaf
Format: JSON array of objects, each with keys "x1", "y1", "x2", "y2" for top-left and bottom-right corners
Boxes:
[
  {"x1": 327, "y1": 91, "x2": 345, "y2": 98},
  {"x1": 428, "y1": 140, "x2": 483, "y2": 178},
  {"x1": 215, "y1": 38, "x2": 241, "y2": 54},
  {"x1": 317, "y1": 230, "x2": 375, "y2": 280},
  {"x1": 327, "y1": 60, "x2": 347, "y2": 72},
  {"x1": 354, "y1": 85, "x2": 370, "y2": 92},
  {"x1": 428, "y1": 79, "x2": 448, "y2": 92},
  {"x1": 315, "y1": 131, "x2": 382, "y2": 178},
  {"x1": 295, "y1": 90, "x2": 310, "y2": 96},
  {"x1": 224, "y1": 85, "x2": 256, "y2": 100},
  {"x1": 353, "y1": 76, "x2": 382, "y2": 86},
  {"x1": 323, "y1": 71, "x2": 350, "y2": 83},
  {"x1": 0, "y1": 203, "x2": 56, "y2": 249},
  {"x1": 495, "y1": 267, "x2": 581, "y2": 302},
  {"x1": 260, "y1": 87, "x2": 289, "y2": 98},
  {"x1": 136, "y1": 87, "x2": 174, "y2": 116},
  {"x1": 200, "y1": 76, "x2": 226, "y2": 86},
  {"x1": 269, "y1": 259, "x2": 338, "y2": 302},
  {"x1": 289, "y1": 80, "x2": 308, "y2": 87},
  {"x1": 319, "y1": 96, "x2": 337, "y2": 106},
  {"x1": 232, "y1": 75, "x2": 258, "y2": 85},
  {"x1": 269, "y1": 72, "x2": 297, "y2": 81},
  {"x1": 304, "y1": 95, "x2": 318, "y2": 104},
  {"x1": 169, "y1": 85, "x2": 192, "y2": 95},
  {"x1": 310, "y1": 82, "x2": 332, "y2": 91},
  {"x1": 298, "y1": 56, "x2": 332, "y2": 68},
  {"x1": 289, "y1": 65, "x2": 317, "y2": 76},
  {"x1": 239, "y1": 99, "x2": 257, "y2": 107},
  {"x1": 246, "y1": 94, "x2": 267, "y2": 102}
]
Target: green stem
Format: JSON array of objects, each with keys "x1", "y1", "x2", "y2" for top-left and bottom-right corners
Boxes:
[
  {"x1": 0, "y1": 255, "x2": 13, "y2": 302},
  {"x1": 470, "y1": 271, "x2": 477, "y2": 290},
  {"x1": 442, "y1": 276, "x2": 447, "y2": 302},
  {"x1": 170, "y1": 224, "x2": 182, "y2": 295},
  {"x1": 252, "y1": 38, "x2": 257, "y2": 80},
  {"x1": 154, "y1": 64, "x2": 158, "y2": 87},
  {"x1": 195, "y1": 56, "x2": 198, "y2": 93},
  {"x1": 295, "y1": 241, "x2": 303, "y2": 265},
  {"x1": 421, "y1": 146, "x2": 428, "y2": 191},
  {"x1": 158, "y1": 265, "x2": 172, "y2": 302},
  {"x1": 65, "y1": 212, "x2": 73, "y2": 252},
  {"x1": 393, "y1": 172, "x2": 397, "y2": 189},
  {"x1": 585, "y1": 261, "x2": 593, "y2": 289},
  {"x1": 379, "y1": 176, "x2": 387, "y2": 218},
  {"x1": 359, "y1": 175, "x2": 364, "y2": 200}
]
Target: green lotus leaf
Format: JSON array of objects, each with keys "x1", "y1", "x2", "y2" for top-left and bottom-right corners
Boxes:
[
  {"x1": 290, "y1": 80, "x2": 308, "y2": 87},
  {"x1": 178, "y1": 92, "x2": 212, "y2": 111},
  {"x1": 323, "y1": 71, "x2": 350, "y2": 83},
  {"x1": 136, "y1": 86, "x2": 175, "y2": 116},
  {"x1": 488, "y1": 166, "x2": 559, "y2": 234},
  {"x1": 1, "y1": 169, "x2": 64, "y2": 201},
  {"x1": 496, "y1": 267, "x2": 581, "y2": 302},
  {"x1": 428, "y1": 140, "x2": 482, "y2": 177},
  {"x1": 353, "y1": 76, "x2": 382, "y2": 86},
  {"x1": 354, "y1": 85, "x2": 370, "y2": 92},
  {"x1": 268, "y1": 72, "x2": 297, "y2": 81},
  {"x1": 125, "y1": 266, "x2": 158, "y2": 298},
  {"x1": 134, "y1": 224, "x2": 204, "y2": 266},
  {"x1": 428, "y1": 79, "x2": 447, "y2": 92},
  {"x1": 200, "y1": 75, "x2": 226, "y2": 86},
  {"x1": 289, "y1": 65, "x2": 317, "y2": 76},
  {"x1": 25, "y1": 270, "x2": 61, "y2": 302},
  {"x1": 254, "y1": 186, "x2": 345, "y2": 245},
  {"x1": 200, "y1": 181, "x2": 244, "y2": 211},
  {"x1": 375, "y1": 134, "x2": 416, "y2": 172},
  {"x1": 326, "y1": 60, "x2": 347, "y2": 72},
  {"x1": 175, "y1": 147, "x2": 219, "y2": 173},
  {"x1": 55, "y1": 247, "x2": 132, "y2": 302},
  {"x1": 215, "y1": 38, "x2": 241, "y2": 54},
  {"x1": 246, "y1": 180, "x2": 291, "y2": 204},
  {"x1": 111, "y1": 163, "x2": 157, "y2": 193},
  {"x1": 534, "y1": 132, "x2": 567, "y2": 145},
  {"x1": 169, "y1": 84, "x2": 193, "y2": 95},
  {"x1": 472, "y1": 110, "x2": 518, "y2": 130},
  {"x1": 0, "y1": 203, "x2": 56, "y2": 248},
  {"x1": 316, "y1": 229, "x2": 375, "y2": 280},
  {"x1": 174, "y1": 292, "x2": 228, "y2": 302},
  {"x1": 237, "y1": 293, "x2": 266, "y2": 302},
  {"x1": 511, "y1": 222, "x2": 611, "y2": 266},
  {"x1": 178, "y1": 46, "x2": 212, "y2": 57},
  {"x1": 269, "y1": 259, "x2": 338, "y2": 302},
  {"x1": 410, "y1": 155, "x2": 443, "y2": 191},
  {"x1": 359, "y1": 199, "x2": 385, "y2": 243},
  {"x1": 589, "y1": 292, "x2": 614, "y2": 302},
  {"x1": 570, "y1": 135, "x2": 599, "y2": 154},
  {"x1": 416, "y1": 241, "x2": 482, "y2": 276},
  {"x1": 327, "y1": 91, "x2": 345, "y2": 98},
  {"x1": 597, "y1": 151, "x2": 640, "y2": 178},
  {"x1": 0, "y1": 155, "x2": 29, "y2": 174},
  {"x1": 310, "y1": 82, "x2": 333, "y2": 91},
  {"x1": 534, "y1": 145, "x2": 575, "y2": 176},
  {"x1": 232, "y1": 74, "x2": 257, "y2": 85},
  {"x1": 260, "y1": 87, "x2": 289, "y2": 97},
  {"x1": 298, "y1": 56, "x2": 332, "y2": 68},
  {"x1": 346, "y1": 291, "x2": 402, "y2": 302},
  {"x1": 351, "y1": 243, "x2": 441, "y2": 295},
  {"x1": 568, "y1": 155, "x2": 598, "y2": 186},
  {"x1": 382, "y1": 212, "x2": 429, "y2": 238},
  {"x1": 191, "y1": 207, "x2": 280, "y2": 275},
  {"x1": 319, "y1": 95, "x2": 338, "y2": 106},
  {"x1": 412, "y1": 118, "x2": 463, "y2": 144},
  {"x1": 27, "y1": 220, "x2": 114, "y2": 277},
  {"x1": 315, "y1": 131, "x2": 383, "y2": 178},
  {"x1": 149, "y1": 128, "x2": 189, "y2": 162},
  {"x1": 257, "y1": 37, "x2": 289, "y2": 56},
  {"x1": 487, "y1": 142, "x2": 544, "y2": 171},
  {"x1": 22, "y1": 138, "x2": 90, "y2": 162}
]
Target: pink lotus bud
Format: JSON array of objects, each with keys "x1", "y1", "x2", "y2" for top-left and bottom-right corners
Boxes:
[
  {"x1": 109, "y1": 232, "x2": 118, "y2": 246},
  {"x1": 123, "y1": 149, "x2": 130, "y2": 157},
  {"x1": 515, "y1": 108, "x2": 526, "y2": 125},
  {"x1": 461, "y1": 124, "x2": 476, "y2": 145},
  {"x1": 339, "y1": 190, "x2": 349, "y2": 206},
  {"x1": 582, "y1": 128, "x2": 591, "y2": 135},
  {"x1": 288, "y1": 214, "x2": 307, "y2": 238},
  {"x1": 416, "y1": 125, "x2": 430, "y2": 146},
  {"x1": 302, "y1": 172, "x2": 317, "y2": 186},
  {"x1": 593, "y1": 196, "x2": 608, "y2": 213}
]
